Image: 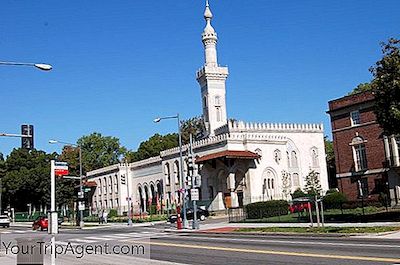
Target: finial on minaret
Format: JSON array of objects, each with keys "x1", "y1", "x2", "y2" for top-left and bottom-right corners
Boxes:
[{"x1": 204, "y1": 0, "x2": 213, "y2": 20}]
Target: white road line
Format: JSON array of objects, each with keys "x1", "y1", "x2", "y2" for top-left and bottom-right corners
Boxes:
[
  {"x1": 70, "y1": 239, "x2": 97, "y2": 243},
  {"x1": 100, "y1": 235, "x2": 130, "y2": 239},
  {"x1": 83, "y1": 236, "x2": 110, "y2": 241},
  {"x1": 55, "y1": 241, "x2": 80, "y2": 246},
  {"x1": 193, "y1": 236, "x2": 400, "y2": 249},
  {"x1": 13, "y1": 230, "x2": 28, "y2": 233},
  {"x1": 1, "y1": 231, "x2": 11, "y2": 234}
]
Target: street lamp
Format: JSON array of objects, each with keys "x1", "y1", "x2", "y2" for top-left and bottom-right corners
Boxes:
[
  {"x1": 153, "y1": 114, "x2": 188, "y2": 228},
  {"x1": 49, "y1": 139, "x2": 84, "y2": 229},
  {"x1": 121, "y1": 157, "x2": 133, "y2": 226},
  {"x1": 0, "y1": 61, "x2": 52, "y2": 71}
]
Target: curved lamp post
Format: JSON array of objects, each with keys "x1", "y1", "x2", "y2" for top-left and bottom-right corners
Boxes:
[
  {"x1": 154, "y1": 114, "x2": 188, "y2": 228},
  {"x1": 49, "y1": 139, "x2": 84, "y2": 229},
  {"x1": 0, "y1": 61, "x2": 52, "y2": 71}
]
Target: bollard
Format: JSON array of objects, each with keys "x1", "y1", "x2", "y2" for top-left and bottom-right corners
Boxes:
[{"x1": 16, "y1": 237, "x2": 44, "y2": 265}]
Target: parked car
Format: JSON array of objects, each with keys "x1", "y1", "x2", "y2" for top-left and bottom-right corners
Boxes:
[
  {"x1": 32, "y1": 216, "x2": 48, "y2": 231},
  {"x1": 32, "y1": 216, "x2": 63, "y2": 231},
  {"x1": 168, "y1": 208, "x2": 210, "y2": 223},
  {"x1": 0, "y1": 215, "x2": 10, "y2": 228}
]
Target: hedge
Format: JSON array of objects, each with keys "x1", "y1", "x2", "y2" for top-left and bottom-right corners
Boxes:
[{"x1": 245, "y1": 200, "x2": 289, "y2": 219}]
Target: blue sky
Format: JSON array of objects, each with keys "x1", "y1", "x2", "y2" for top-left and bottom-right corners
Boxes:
[{"x1": 1, "y1": 0, "x2": 399, "y2": 156}]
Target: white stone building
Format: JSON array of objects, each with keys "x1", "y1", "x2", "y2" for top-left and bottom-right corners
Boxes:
[{"x1": 86, "y1": 1, "x2": 329, "y2": 215}]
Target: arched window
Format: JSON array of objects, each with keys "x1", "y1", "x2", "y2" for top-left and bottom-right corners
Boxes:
[
  {"x1": 216, "y1": 107, "x2": 221, "y2": 122},
  {"x1": 114, "y1": 174, "x2": 118, "y2": 193},
  {"x1": 98, "y1": 179, "x2": 102, "y2": 195},
  {"x1": 286, "y1": 151, "x2": 290, "y2": 167},
  {"x1": 203, "y1": 96, "x2": 207, "y2": 108},
  {"x1": 273, "y1": 149, "x2": 281, "y2": 164},
  {"x1": 174, "y1": 160, "x2": 180, "y2": 184},
  {"x1": 164, "y1": 163, "x2": 171, "y2": 186},
  {"x1": 291, "y1": 151, "x2": 298, "y2": 168},
  {"x1": 103, "y1": 177, "x2": 107, "y2": 193},
  {"x1": 351, "y1": 136, "x2": 368, "y2": 171},
  {"x1": 109, "y1": 175, "x2": 113, "y2": 193},
  {"x1": 215, "y1": 96, "x2": 221, "y2": 106},
  {"x1": 292, "y1": 173, "x2": 300, "y2": 187},
  {"x1": 311, "y1": 148, "x2": 319, "y2": 168}
]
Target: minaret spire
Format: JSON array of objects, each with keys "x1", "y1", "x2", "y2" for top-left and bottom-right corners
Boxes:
[
  {"x1": 197, "y1": 0, "x2": 229, "y2": 136},
  {"x1": 202, "y1": 0, "x2": 218, "y2": 66}
]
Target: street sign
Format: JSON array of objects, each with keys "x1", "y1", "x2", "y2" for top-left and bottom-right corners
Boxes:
[
  {"x1": 78, "y1": 201, "x2": 85, "y2": 211},
  {"x1": 191, "y1": 188, "x2": 199, "y2": 201},
  {"x1": 193, "y1": 175, "x2": 202, "y2": 188},
  {"x1": 54, "y1": 162, "x2": 69, "y2": 176}
]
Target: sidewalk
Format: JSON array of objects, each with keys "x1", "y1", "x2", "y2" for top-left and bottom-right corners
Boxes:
[
  {"x1": 166, "y1": 221, "x2": 400, "y2": 239},
  {"x1": 11, "y1": 220, "x2": 166, "y2": 230}
]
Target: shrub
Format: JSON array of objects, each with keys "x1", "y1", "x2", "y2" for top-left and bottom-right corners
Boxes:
[
  {"x1": 291, "y1": 188, "x2": 306, "y2": 200},
  {"x1": 323, "y1": 191, "x2": 348, "y2": 209},
  {"x1": 245, "y1": 200, "x2": 289, "y2": 219},
  {"x1": 108, "y1": 209, "x2": 118, "y2": 218}
]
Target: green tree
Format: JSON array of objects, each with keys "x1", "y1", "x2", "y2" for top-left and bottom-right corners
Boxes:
[
  {"x1": 57, "y1": 146, "x2": 80, "y2": 208},
  {"x1": 349, "y1": 82, "x2": 373, "y2": 95},
  {"x1": 291, "y1": 188, "x2": 306, "y2": 200},
  {"x1": 370, "y1": 38, "x2": 400, "y2": 135},
  {"x1": 77, "y1": 132, "x2": 127, "y2": 173},
  {"x1": 2, "y1": 148, "x2": 56, "y2": 211},
  {"x1": 180, "y1": 116, "x2": 206, "y2": 143},
  {"x1": 304, "y1": 170, "x2": 322, "y2": 197},
  {"x1": 127, "y1": 133, "x2": 178, "y2": 162}
]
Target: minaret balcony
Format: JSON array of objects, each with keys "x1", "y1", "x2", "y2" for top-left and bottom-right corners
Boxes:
[{"x1": 196, "y1": 65, "x2": 229, "y2": 80}]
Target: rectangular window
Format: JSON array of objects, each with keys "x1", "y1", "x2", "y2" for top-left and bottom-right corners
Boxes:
[
  {"x1": 354, "y1": 144, "x2": 368, "y2": 171},
  {"x1": 350, "y1": 110, "x2": 361, "y2": 126},
  {"x1": 357, "y1": 178, "x2": 369, "y2": 198}
]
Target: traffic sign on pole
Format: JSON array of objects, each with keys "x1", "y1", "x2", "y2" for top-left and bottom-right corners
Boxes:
[{"x1": 190, "y1": 188, "x2": 199, "y2": 201}]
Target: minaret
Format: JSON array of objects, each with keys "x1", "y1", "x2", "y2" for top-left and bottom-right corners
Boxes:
[{"x1": 196, "y1": 0, "x2": 229, "y2": 136}]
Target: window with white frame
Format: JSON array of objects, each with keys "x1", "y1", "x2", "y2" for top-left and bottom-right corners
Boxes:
[
  {"x1": 109, "y1": 176, "x2": 112, "y2": 193},
  {"x1": 354, "y1": 144, "x2": 368, "y2": 171},
  {"x1": 311, "y1": 148, "x2": 319, "y2": 168},
  {"x1": 350, "y1": 110, "x2": 361, "y2": 126},
  {"x1": 292, "y1": 173, "x2": 300, "y2": 187},
  {"x1": 291, "y1": 151, "x2": 298, "y2": 168},
  {"x1": 351, "y1": 136, "x2": 368, "y2": 171}
]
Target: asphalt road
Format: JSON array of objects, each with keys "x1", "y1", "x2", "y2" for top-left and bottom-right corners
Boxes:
[{"x1": 1, "y1": 224, "x2": 400, "y2": 265}]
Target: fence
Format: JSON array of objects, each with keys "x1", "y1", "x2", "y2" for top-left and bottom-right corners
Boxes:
[{"x1": 228, "y1": 207, "x2": 246, "y2": 223}]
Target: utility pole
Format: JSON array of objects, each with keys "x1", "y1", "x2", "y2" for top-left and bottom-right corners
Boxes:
[
  {"x1": 125, "y1": 160, "x2": 132, "y2": 226},
  {"x1": 189, "y1": 134, "x2": 199, "y2": 229}
]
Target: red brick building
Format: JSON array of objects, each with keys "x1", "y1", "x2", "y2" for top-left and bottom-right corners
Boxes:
[{"x1": 328, "y1": 91, "x2": 400, "y2": 205}]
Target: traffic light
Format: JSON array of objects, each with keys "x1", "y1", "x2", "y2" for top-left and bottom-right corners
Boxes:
[
  {"x1": 21, "y1": 124, "x2": 34, "y2": 150},
  {"x1": 121, "y1": 174, "x2": 126, "y2": 185}
]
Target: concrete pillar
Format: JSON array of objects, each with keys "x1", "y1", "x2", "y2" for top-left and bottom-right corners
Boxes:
[
  {"x1": 209, "y1": 192, "x2": 225, "y2": 211},
  {"x1": 228, "y1": 173, "x2": 236, "y2": 190},
  {"x1": 391, "y1": 136, "x2": 400, "y2": 166},
  {"x1": 384, "y1": 135, "x2": 391, "y2": 165},
  {"x1": 230, "y1": 191, "x2": 239, "y2": 208}
]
